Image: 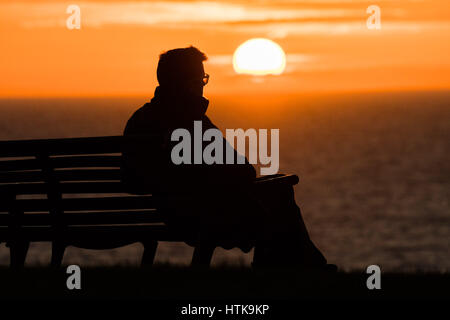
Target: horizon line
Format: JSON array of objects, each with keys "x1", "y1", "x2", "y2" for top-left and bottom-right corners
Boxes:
[{"x1": 1, "y1": 88, "x2": 449, "y2": 100}]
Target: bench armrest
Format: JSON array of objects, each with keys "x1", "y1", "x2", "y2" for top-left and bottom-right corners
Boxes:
[
  {"x1": 128, "y1": 174, "x2": 300, "y2": 196},
  {"x1": 253, "y1": 174, "x2": 299, "y2": 189}
]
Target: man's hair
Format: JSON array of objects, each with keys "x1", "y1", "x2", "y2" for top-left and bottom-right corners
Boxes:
[{"x1": 157, "y1": 46, "x2": 207, "y2": 87}]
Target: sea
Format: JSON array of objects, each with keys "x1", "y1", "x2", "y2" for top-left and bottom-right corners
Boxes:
[{"x1": 0, "y1": 90, "x2": 448, "y2": 272}]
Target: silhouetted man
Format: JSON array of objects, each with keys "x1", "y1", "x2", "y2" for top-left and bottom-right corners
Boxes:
[{"x1": 122, "y1": 46, "x2": 332, "y2": 268}]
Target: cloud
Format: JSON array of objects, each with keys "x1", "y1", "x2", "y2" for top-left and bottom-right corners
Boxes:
[
  {"x1": 230, "y1": 21, "x2": 450, "y2": 37},
  {"x1": 208, "y1": 53, "x2": 314, "y2": 73},
  {"x1": 0, "y1": 1, "x2": 365, "y2": 28},
  {"x1": 207, "y1": 55, "x2": 232, "y2": 66},
  {"x1": 2, "y1": 1, "x2": 447, "y2": 37}
]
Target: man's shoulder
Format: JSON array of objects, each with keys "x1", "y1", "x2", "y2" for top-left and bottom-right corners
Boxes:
[
  {"x1": 130, "y1": 102, "x2": 152, "y2": 119},
  {"x1": 124, "y1": 102, "x2": 154, "y2": 135},
  {"x1": 201, "y1": 114, "x2": 218, "y2": 130}
]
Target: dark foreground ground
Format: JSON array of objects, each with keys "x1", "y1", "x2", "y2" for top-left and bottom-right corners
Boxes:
[{"x1": 0, "y1": 265, "x2": 448, "y2": 301}]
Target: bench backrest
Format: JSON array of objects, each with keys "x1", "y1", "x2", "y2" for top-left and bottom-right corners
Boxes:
[{"x1": 0, "y1": 135, "x2": 164, "y2": 236}]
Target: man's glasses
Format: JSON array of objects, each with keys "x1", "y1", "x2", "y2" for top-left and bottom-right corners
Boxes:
[{"x1": 202, "y1": 73, "x2": 209, "y2": 86}]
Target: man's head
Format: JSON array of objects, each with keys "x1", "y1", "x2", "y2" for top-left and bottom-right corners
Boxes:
[{"x1": 157, "y1": 46, "x2": 208, "y2": 97}]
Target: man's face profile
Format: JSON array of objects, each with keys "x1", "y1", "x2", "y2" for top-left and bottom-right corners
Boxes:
[
  {"x1": 184, "y1": 61, "x2": 205, "y2": 97},
  {"x1": 156, "y1": 46, "x2": 208, "y2": 98}
]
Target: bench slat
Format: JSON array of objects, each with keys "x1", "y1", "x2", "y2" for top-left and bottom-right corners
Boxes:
[
  {"x1": 50, "y1": 155, "x2": 122, "y2": 168},
  {"x1": 0, "y1": 169, "x2": 122, "y2": 183},
  {"x1": 0, "y1": 158, "x2": 37, "y2": 171},
  {"x1": 0, "y1": 210, "x2": 163, "y2": 226},
  {"x1": 55, "y1": 169, "x2": 122, "y2": 181},
  {"x1": 0, "y1": 176, "x2": 298, "y2": 195},
  {"x1": 0, "y1": 196, "x2": 155, "y2": 212},
  {"x1": 0, "y1": 156, "x2": 122, "y2": 172},
  {"x1": 0, "y1": 135, "x2": 161, "y2": 157},
  {"x1": 0, "y1": 182, "x2": 131, "y2": 195},
  {"x1": 0, "y1": 224, "x2": 185, "y2": 242},
  {"x1": 59, "y1": 182, "x2": 126, "y2": 193}
]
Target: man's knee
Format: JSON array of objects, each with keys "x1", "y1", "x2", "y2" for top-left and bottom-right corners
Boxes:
[{"x1": 257, "y1": 183, "x2": 297, "y2": 207}]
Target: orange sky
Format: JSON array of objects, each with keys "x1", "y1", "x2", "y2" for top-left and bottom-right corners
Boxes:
[{"x1": 0, "y1": 0, "x2": 449, "y2": 97}]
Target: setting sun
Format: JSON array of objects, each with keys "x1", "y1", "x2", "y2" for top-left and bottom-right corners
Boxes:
[{"x1": 233, "y1": 38, "x2": 286, "y2": 76}]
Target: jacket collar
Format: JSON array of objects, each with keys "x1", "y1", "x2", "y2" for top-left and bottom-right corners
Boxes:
[{"x1": 151, "y1": 86, "x2": 209, "y2": 117}]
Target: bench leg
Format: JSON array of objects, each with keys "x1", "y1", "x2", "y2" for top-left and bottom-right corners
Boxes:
[
  {"x1": 51, "y1": 242, "x2": 66, "y2": 268},
  {"x1": 9, "y1": 241, "x2": 29, "y2": 269},
  {"x1": 252, "y1": 245, "x2": 260, "y2": 267},
  {"x1": 191, "y1": 244, "x2": 215, "y2": 267},
  {"x1": 141, "y1": 241, "x2": 158, "y2": 267},
  {"x1": 251, "y1": 244, "x2": 268, "y2": 268}
]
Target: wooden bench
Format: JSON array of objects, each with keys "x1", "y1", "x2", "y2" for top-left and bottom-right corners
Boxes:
[{"x1": 0, "y1": 135, "x2": 299, "y2": 268}]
